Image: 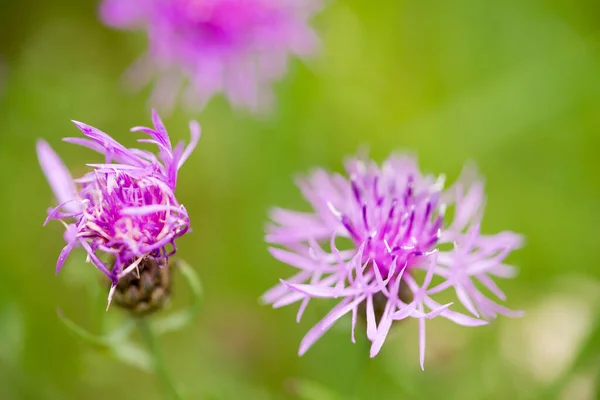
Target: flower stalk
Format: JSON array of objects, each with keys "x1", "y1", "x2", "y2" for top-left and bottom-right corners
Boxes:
[
  {"x1": 57, "y1": 259, "x2": 203, "y2": 397},
  {"x1": 137, "y1": 317, "x2": 184, "y2": 400}
]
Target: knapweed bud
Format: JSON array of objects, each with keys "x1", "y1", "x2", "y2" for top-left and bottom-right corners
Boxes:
[{"x1": 110, "y1": 257, "x2": 172, "y2": 316}]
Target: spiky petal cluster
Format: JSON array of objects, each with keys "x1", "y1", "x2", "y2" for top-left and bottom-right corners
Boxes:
[
  {"x1": 37, "y1": 111, "x2": 200, "y2": 307},
  {"x1": 263, "y1": 154, "x2": 523, "y2": 368},
  {"x1": 100, "y1": 0, "x2": 321, "y2": 113}
]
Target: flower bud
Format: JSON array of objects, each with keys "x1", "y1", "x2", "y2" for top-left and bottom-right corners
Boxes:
[{"x1": 110, "y1": 258, "x2": 172, "y2": 316}]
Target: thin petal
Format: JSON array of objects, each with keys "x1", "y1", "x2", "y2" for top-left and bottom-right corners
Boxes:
[
  {"x1": 351, "y1": 304, "x2": 358, "y2": 343},
  {"x1": 476, "y1": 274, "x2": 506, "y2": 300},
  {"x1": 269, "y1": 247, "x2": 333, "y2": 272},
  {"x1": 419, "y1": 311, "x2": 426, "y2": 370},
  {"x1": 71, "y1": 121, "x2": 144, "y2": 167},
  {"x1": 281, "y1": 280, "x2": 366, "y2": 298},
  {"x1": 36, "y1": 140, "x2": 80, "y2": 213},
  {"x1": 120, "y1": 204, "x2": 184, "y2": 216},
  {"x1": 296, "y1": 298, "x2": 309, "y2": 322},
  {"x1": 392, "y1": 302, "x2": 416, "y2": 320},
  {"x1": 422, "y1": 251, "x2": 438, "y2": 288},
  {"x1": 455, "y1": 284, "x2": 480, "y2": 317},
  {"x1": 79, "y1": 239, "x2": 112, "y2": 278},
  {"x1": 56, "y1": 242, "x2": 75, "y2": 275},
  {"x1": 177, "y1": 120, "x2": 201, "y2": 170},
  {"x1": 363, "y1": 295, "x2": 377, "y2": 343},
  {"x1": 299, "y1": 296, "x2": 363, "y2": 356},
  {"x1": 424, "y1": 298, "x2": 488, "y2": 326},
  {"x1": 424, "y1": 302, "x2": 453, "y2": 319},
  {"x1": 273, "y1": 291, "x2": 306, "y2": 308},
  {"x1": 261, "y1": 271, "x2": 312, "y2": 304},
  {"x1": 427, "y1": 279, "x2": 453, "y2": 295},
  {"x1": 370, "y1": 300, "x2": 394, "y2": 357}
]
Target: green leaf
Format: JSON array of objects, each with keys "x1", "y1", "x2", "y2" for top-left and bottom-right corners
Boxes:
[
  {"x1": 58, "y1": 310, "x2": 152, "y2": 373},
  {"x1": 57, "y1": 309, "x2": 109, "y2": 349},
  {"x1": 110, "y1": 340, "x2": 153, "y2": 373}
]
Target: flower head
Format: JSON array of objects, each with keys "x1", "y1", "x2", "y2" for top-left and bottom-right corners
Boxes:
[
  {"x1": 263, "y1": 153, "x2": 523, "y2": 368},
  {"x1": 37, "y1": 110, "x2": 200, "y2": 309},
  {"x1": 100, "y1": 0, "x2": 321, "y2": 113}
]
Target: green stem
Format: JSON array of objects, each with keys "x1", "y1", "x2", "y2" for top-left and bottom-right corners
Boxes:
[{"x1": 137, "y1": 318, "x2": 185, "y2": 400}]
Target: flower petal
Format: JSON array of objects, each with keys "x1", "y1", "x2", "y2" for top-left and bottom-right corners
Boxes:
[
  {"x1": 36, "y1": 140, "x2": 80, "y2": 213},
  {"x1": 370, "y1": 299, "x2": 395, "y2": 357},
  {"x1": 299, "y1": 296, "x2": 364, "y2": 356}
]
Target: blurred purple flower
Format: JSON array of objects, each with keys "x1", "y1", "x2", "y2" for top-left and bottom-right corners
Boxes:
[
  {"x1": 100, "y1": 0, "x2": 321, "y2": 113},
  {"x1": 263, "y1": 153, "x2": 523, "y2": 368},
  {"x1": 37, "y1": 110, "x2": 200, "y2": 308}
]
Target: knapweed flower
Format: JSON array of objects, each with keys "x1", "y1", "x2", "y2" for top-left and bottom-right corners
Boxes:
[
  {"x1": 263, "y1": 153, "x2": 523, "y2": 368},
  {"x1": 100, "y1": 0, "x2": 321, "y2": 113},
  {"x1": 37, "y1": 111, "x2": 200, "y2": 311}
]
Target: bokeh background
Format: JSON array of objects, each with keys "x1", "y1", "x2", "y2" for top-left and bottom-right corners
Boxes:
[{"x1": 1, "y1": 0, "x2": 599, "y2": 399}]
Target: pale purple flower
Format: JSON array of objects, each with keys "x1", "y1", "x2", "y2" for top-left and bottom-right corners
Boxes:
[
  {"x1": 100, "y1": 0, "x2": 321, "y2": 113},
  {"x1": 37, "y1": 110, "x2": 200, "y2": 308},
  {"x1": 263, "y1": 153, "x2": 523, "y2": 368}
]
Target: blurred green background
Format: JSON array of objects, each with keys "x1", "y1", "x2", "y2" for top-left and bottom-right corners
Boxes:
[{"x1": 1, "y1": 0, "x2": 599, "y2": 399}]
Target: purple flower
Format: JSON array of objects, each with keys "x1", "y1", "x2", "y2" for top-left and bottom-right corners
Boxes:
[
  {"x1": 263, "y1": 153, "x2": 523, "y2": 368},
  {"x1": 37, "y1": 110, "x2": 200, "y2": 308},
  {"x1": 100, "y1": 0, "x2": 321, "y2": 113}
]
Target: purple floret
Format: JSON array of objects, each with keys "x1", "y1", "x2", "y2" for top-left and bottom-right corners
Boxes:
[{"x1": 37, "y1": 110, "x2": 200, "y2": 308}]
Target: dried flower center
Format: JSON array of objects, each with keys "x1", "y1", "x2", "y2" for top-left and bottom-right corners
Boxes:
[{"x1": 339, "y1": 175, "x2": 444, "y2": 277}]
